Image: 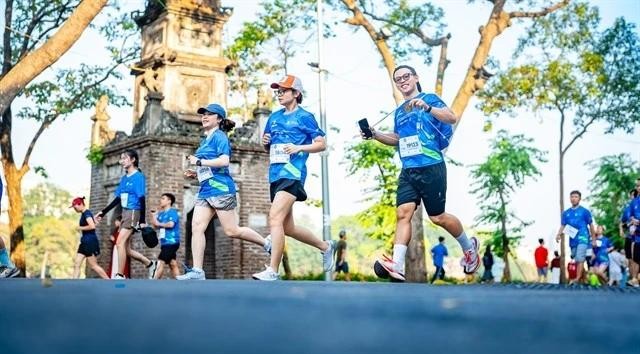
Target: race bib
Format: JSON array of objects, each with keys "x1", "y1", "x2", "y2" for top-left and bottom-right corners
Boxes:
[
  {"x1": 120, "y1": 193, "x2": 129, "y2": 208},
  {"x1": 159, "y1": 228, "x2": 166, "y2": 240},
  {"x1": 399, "y1": 135, "x2": 421, "y2": 157},
  {"x1": 270, "y1": 144, "x2": 290, "y2": 164},
  {"x1": 196, "y1": 166, "x2": 213, "y2": 183},
  {"x1": 564, "y1": 225, "x2": 578, "y2": 239},
  {"x1": 595, "y1": 239, "x2": 602, "y2": 247}
]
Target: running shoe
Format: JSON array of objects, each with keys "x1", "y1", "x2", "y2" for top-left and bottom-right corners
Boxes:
[
  {"x1": 322, "y1": 240, "x2": 335, "y2": 272},
  {"x1": 177, "y1": 268, "x2": 206, "y2": 280},
  {"x1": 460, "y1": 236, "x2": 480, "y2": 275},
  {"x1": 374, "y1": 254, "x2": 405, "y2": 282},
  {"x1": 252, "y1": 266, "x2": 280, "y2": 281},
  {"x1": 264, "y1": 235, "x2": 272, "y2": 255},
  {"x1": 0, "y1": 265, "x2": 20, "y2": 278},
  {"x1": 148, "y1": 260, "x2": 158, "y2": 279}
]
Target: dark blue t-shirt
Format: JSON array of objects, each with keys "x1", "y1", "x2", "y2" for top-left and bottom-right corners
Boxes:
[
  {"x1": 79, "y1": 210, "x2": 98, "y2": 242},
  {"x1": 431, "y1": 243, "x2": 448, "y2": 268}
]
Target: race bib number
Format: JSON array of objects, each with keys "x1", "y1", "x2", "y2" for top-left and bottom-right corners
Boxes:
[
  {"x1": 564, "y1": 225, "x2": 578, "y2": 239},
  {"x1": 270, "y1": 144, "x2": 290, "y2": 164},
  {"x1": 159, "y1": 228, "x2": 166, "y2": 240},
  {"x1": 595, "y1": 239, "x2": 602, "y2": 247},
  {"x1": 196, "y1": 166, "x2": 213, "y2": 183},
  {"x1": 399, "y1": 135, "x2": 421, "y2": 157},
  {"x1": 120, "y1": 193, "x2": 128, "y2": 208}
]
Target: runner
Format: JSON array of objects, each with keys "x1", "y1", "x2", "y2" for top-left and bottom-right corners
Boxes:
[
  {"x1": 365, "y1": 65, "x2": 479, "y2": 282},
  {"x1": 71, "y1": 197, "x2": 109, "y2": 279},
  {"x1": 252, "y1": 75, "x2": 334, "y2": 281},
  {"x1": 591, "y1": 225, "x2": 613, "y2": 285},
  {"x1": 178, "y1": 103, "x2": 271, "y2": 280},
  {"x1": 556, "y1": 190, "x2": 596, "y2": 284},
  {"x1": 150, "y1": 193, "x2": 181, "y2": 279},
  {"x1": 96, "y1": 149, "x2": 156, "y2": 279}
]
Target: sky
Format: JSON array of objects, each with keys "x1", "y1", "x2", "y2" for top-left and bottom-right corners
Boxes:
[{"x1": 4, "y1": 0, "x2": 640, "y2": 258}]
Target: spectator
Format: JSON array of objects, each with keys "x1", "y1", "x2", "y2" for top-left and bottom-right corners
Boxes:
[
  {"x1": 430, "y1": 236, "x2": 448, "y2": 283},
  {"x1": 608, "y1": 247, "x2": 628, "y2": 287},
  {"x1": 481, "y1": 244, "x2": 494, "y2": 283},
  {"x1": 534, "y1": 238, "x2": 549, "y2": 283},
  {"x1": 549, "y1": 251, "x2": 561, "y2": 284},
  {"x1": 333, "y1": 230, "x2": 350, "y2": 281}
]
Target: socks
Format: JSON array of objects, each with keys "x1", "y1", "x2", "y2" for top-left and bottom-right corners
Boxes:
[
  {"x1": 0, "y1": 248, "x2": 14, "y2": 268},
  {"x1": 456, "y1": 232, "x2": 473, "y2": 252},
  {"x1": 393, "y1": 244, "x2": 407, "y2": 273}
]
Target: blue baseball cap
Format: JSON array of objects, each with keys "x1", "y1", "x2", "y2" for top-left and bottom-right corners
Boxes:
[{"x1": 197, "y1": 103, "x2": 226, "y2": 119}]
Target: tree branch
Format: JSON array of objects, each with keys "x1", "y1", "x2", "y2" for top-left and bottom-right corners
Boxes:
[
  {"x1": 562, "y1": 116, "x2": 597, "y2": 155},
  {"x1": 509, "y1": 0, "x2": 570, "y2": 19},
  {"x1": 360, "y1": 8, "x2": 446, "y2": 46},
  {"x1": 21, "y1": 60, "x2": 120, "y2": 170}
]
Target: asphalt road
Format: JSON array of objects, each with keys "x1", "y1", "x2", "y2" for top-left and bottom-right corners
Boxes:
[{"x1": 1, "y1": 279, "x2": 638, "y2": 354}]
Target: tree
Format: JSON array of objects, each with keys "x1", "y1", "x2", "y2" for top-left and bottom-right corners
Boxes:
[
  {"x1": 587, "y1": 154, "x2": 640, "y2": 248},
  {"x1": 477, "y1": 3, "x2": 640, "y2": 282},
  {"x1": 0, "y1": 0, "x2": 108, "y2": 117},
  {"x1": 469, "y1": 130, "x2": 546, "y2": 282},
  {"x1": 23, "y1": 182, "x2": 77, "y2": 278},
  {"x1": 225, "y1": 0, "x2": 316, "y2": 120},
  {"x1": 1, "y1": 1, "x2": 138, "y2": 274}
]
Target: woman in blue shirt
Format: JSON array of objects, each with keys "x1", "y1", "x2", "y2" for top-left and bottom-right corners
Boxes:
[
  {"x1": 178, "y1": 103, "x2": 271, "y2": 280},
  {"x1": 71, "y1": 197, "x2": 109, "y2": 279},
  {"x1": 252, "y1": 75, "x2": 335, "y2": 281},
  {"x1": 96, "y1": 149, "x2": 155, "y2": 279}
]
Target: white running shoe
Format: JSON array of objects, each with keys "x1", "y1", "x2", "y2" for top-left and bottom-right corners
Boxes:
[
  {"x1": 177, "y1": 268, "x2": 206, "y2": 280},
  {"x1": 374, "y1": 255, "x2": 406, "y2": 282},
  {"x1": 322, "y1": 240, "x2": 335, "y2": 272},
  {"x1": 113, "y1": 273, "x2": 126, "y2": 279},
  {"x1": 460, "y1": 236, "x2": 480, "y2": 275},
  {"x1": 252, "y1": 266, "x2": 280, "y2": 281},
  {"x1": 263, "y1": 235, "x2": 272, "y2": 255},
  {"x1": 148, "y1": 260, "x2": 158, "y2": 279},
  {"x1": 0, "y1": 265, "x2": 20, "y2": 278}
]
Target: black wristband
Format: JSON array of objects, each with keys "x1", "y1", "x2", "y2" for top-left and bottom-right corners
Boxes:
[
  {"x1": 426, "y1": 105, "x2": 432, "y2": 113},
  {"x1": 196, "y1": 159, "x2": 202, "y2": 166}
]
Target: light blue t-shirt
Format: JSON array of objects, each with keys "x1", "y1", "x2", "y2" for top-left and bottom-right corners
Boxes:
[
  {"x1": 561, "y1": 205, "x2": 593, "y2": 247},
  {"x1": 194, "y1": 129, "x2": 237, "y2": 199},
  {"x1": 393, "y1": 92, "x2": 452, "y2": 169},
  {"x1": 115, "y1": 170, "x2": 145, "y2": 210},
  {"x1": 157, "y1": 208, "x2": 180, "y2": 246},
  {"x1": 431, "y1": 243, "x2": 448, "y2": 268},
  {"x1": 264, "y1": 107, "x2": 325, "y2": 185},
  {"x1": 593, "y1": 235, "x2": 612, "y2": 265}
]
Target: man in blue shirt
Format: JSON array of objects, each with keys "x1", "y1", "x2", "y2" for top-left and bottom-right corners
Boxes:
[
  {"x1": 430, "y1": 237, "x2": 448, "y2": 283},
  {"x1": 151, "y1": 193, "x2": 181, "y2": 279},
  {"x1": 627, "y1": 178, "x2": 640, "y2": 287},
  {"x1": 367, "y1": 65, "x2": 479, "y2": 283},
  {"x1": 556, "y1": 190, "x2": 596, "y2": 284}
]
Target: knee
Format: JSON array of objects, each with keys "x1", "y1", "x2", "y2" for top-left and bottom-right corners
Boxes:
[
  {"x1": 429, "y1": 213, "x2": 447, "y2": 226},
  {"x1": 268, "y1": 213, "x2": 285, "y2": 229},
  {"x1": 396, "y1": 206, "x2": 414, "y2": 223},
  {"x1": 192, "y1": 220, "x2": 208, "y2": 235},
  {"x1": 223, "y1": 225, "x2": 241, "y2": 238}
]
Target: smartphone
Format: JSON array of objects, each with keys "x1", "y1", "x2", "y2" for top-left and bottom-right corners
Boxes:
[{"x1": 358, "y1": 118, "x2": 373, "y2": 139}]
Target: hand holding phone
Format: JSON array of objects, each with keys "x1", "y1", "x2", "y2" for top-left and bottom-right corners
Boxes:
[{"x1": 358, "y1": 118, "x2": 373, "y2": 139}]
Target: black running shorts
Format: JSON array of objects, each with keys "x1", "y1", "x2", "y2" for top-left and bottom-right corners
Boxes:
[
  {"x1": 396, "y1": 162, "x2": 447, "y2": 216},
  {"x1": 270, "y1": 178, "x2": 307, "y2": 202}
]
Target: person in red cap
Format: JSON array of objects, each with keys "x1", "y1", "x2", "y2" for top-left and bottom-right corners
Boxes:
[
  {"x1": 71, "y1": 197, "x2": 109, "y2": 279},
  {"x1": 252, "y1": 75, "x2": 334, "y2": 281}
]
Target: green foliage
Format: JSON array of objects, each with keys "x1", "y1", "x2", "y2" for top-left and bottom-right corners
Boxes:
[
  {"x1": 470, "y1": 130, "x2": 546, "y2": 263},
  {"x1": 479, "y1": 2, "x2": 640, "y2": 136},
  {"x1": 86, "y1": 145, "x2": 105, "y2": 165},
  {"x1": 587, "y1": 154, "x2": 640, "y2": 248},
  {"x1": 343, "y1": 140, "x2": 398, "y2": 250},
  {"x1": 23, "y1": 183, "x2": 81, "y2": 278}
]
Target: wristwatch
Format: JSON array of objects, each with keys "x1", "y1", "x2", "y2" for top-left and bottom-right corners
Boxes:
[
  {"x1": 196, "y1": 159, "x2": 202, "y2": 166},
  {"x1": 426, "y1": 105, "x2": 432, "y2": 113}
]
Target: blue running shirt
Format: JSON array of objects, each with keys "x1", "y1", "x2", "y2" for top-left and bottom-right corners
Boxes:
[
  {"x1": 157, "y1": 208, "x2": 180, "y2": 246},
  {"x1": 561, "y1": 206, "x2": 593, "y2": 247},
  {"x1": 393, "y1": 93, "x2": 452, "y2": 169},
  {"x1": 115, "y1": 170, "x2": 146, "y2": 210},
  {"x1": 630, "y1": 197, "x2": 640, "y2": 242},
  {"x1": 264, "y1": 107, "x2": 325, "y2": 185},
  {"x1": 593, "y1": 235, "x2": 612, "y2": 265},
  {"x1": 194, "y1": 129, "x2": 237, "y2": 199}
]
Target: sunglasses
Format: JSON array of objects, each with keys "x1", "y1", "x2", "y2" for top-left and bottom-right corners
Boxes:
[
  {"x1": 273, "y1": 89, "x2": 291, "y2": 97},
  {"x1": 393, "y1": 73, "x2": 413, "y2": 84}
]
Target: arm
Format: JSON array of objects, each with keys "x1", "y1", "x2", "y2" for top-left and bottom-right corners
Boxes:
[
  {"x1": 284, "y1": 136, "x2": 326, "y2": 154},
  {"x1": 78, "y1": 216, "x2": 96, "y2": 231},
  {"x1": 188, "y1": 154, "x2": 230, "y2": 168},
  {"x1": 371, "y1": 128, "x2": 399, "y2": 146},
  {"x1": 99, "y1": 197, "x2": 121, "y2": 217},
  {"x1": 139, "y1": 197, "x2": 146, "y2": 224},
  {"x1": 555, "y1": 225, "x2": 565, "y2": 242},
  {"x1": 407, "y1": 98, "x2": 458, "y2": 124}
]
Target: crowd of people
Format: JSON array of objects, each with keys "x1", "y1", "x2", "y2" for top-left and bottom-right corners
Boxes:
[{"x1": 1, "y1": 66, "x2": 637, "y2": 284}]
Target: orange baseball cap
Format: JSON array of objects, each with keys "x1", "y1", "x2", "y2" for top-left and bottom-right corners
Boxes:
[{"x1": 270, "y1": 74, "x2": 304, "y2": 92}]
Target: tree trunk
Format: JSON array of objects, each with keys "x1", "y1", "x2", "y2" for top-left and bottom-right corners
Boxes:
[
  {"x1": 558, "y1": 150, "x2": 567, "y2": 284},
  {"x1": 501, "y1": 232, "x2": 511, "y2": 283},
  {"x1": 341, "y1": 0, "x2": 403, "y2": 103},
  {"x1": 406, "y1": 208, "x2": 427, "y2": 282},
  {"x1": 450, "y1": 0, "x2": 510, "y2": 119},
  {"x1": 0, "y1": 0, "x2": 108, "y2": 117},
  {"x1": 4, "y1": 163, "x2": 26, "y2": 276}
]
